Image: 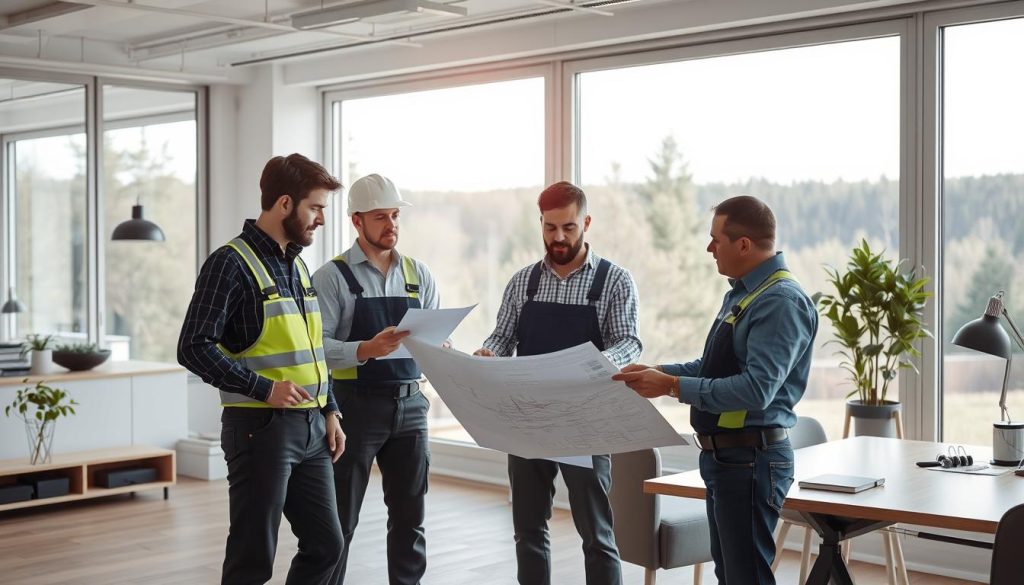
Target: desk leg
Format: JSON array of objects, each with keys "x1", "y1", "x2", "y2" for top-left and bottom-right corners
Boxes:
[{"x1": 800, "y1": 512, "x2": 893, "y2": 585}]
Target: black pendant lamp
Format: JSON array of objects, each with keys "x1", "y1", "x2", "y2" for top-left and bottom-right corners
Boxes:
[
  {"x1": 112, "y1": 200, "x2": 165, "y2": 241},
  {"x1": 1, "y1": 287, "x2": 25, "y2": 314}
]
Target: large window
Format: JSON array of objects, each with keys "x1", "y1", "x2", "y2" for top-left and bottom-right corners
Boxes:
[
  {"x1": 103, "y1": 86, "x2": 199, "y2": 362},
  {"x1": 10, "y1": 131, "x2": 88, "y2": 338},
  {"x1": 0, "y1": 73, "x2": 205, "y2": 364},
  {"x1": 941, "y1": 17, "x2": 1024, "y2": 446},
  {"x1": 329, "y1": 75, "x2": 546, "y2": 442},
  {"x1": 575, "y1": 35, "x2": 901, "y2": 440},
  {"x1": 2, "y1": 81, "x2": 88, "y2": 341}
]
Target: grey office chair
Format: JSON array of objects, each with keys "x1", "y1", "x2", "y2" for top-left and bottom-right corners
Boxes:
[
  {"x1": 771, "y1": 416, "x2": 908, "y2": 585},
  {"x1": 990, "y1": 503, "x2": 1024, "y2": 585},
  {"x1": 610, "y1": 447, "x2": 712, "y2": 585}
]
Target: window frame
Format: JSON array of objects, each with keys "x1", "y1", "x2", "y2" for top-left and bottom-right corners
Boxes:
[
  {"x1": 923, "y1": 0, "x2": 1024, "y2": 441},
  {"x1": 317, "y1": 2, "x2": 1024, "y2": 466},
  {"x1": 0, "y1": 70, "x2": 208, "y2": 356},
  {"x1": 320, "y1": 63, "x2": 557, "y2": 262}
]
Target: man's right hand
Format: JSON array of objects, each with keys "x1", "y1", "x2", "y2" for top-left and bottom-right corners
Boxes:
[
  {"x1": 357, "y1": 326, "x2": 411, "y2": 361},
  {"x1": 267, "y1": 381, "x2": 313, "y2": 407},
  {"x1": 473, "y1": 348, "x2": 495, "y2": 357}
]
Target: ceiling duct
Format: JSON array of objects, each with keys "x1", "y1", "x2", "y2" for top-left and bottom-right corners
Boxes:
[{"x1": 292, "y1": 0, "x2": 467, "y2": 30}]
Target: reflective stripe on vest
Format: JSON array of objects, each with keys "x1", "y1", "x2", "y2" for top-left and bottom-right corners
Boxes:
[
  {"x1": 217, "y1": 238, "x2": 329, "y2": 408},
  {"x1": 331, "y1": 254, "x2": 421, "y2": 381},
  {"x1": 716, "y1": 270, "x2": 797, "y2": 429}
]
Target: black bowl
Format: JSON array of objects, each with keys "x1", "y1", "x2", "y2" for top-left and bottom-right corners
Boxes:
[{"x1": 51, "y1": 349, "x2": 111, "y2": 371}]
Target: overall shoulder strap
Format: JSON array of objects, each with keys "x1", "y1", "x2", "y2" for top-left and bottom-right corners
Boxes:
[
  {"x1": 725, "y1": 270, "x2": 797, "y2": 324},
  {"x1": 332, "y1": 256, "x2": 364, "y2": 298},
  {"x1": 586, "y1": 259, "x2": 613, "y2": 303},
  {"x1": 525, "y1": 262, "x2": 544, "y2": 300}
]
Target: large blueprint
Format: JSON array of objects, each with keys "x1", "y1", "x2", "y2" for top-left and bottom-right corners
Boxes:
[{"x1": 404, "y1": 338, "x2": 686, "y2": 459}]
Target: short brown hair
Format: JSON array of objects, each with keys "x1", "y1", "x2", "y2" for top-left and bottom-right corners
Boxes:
[
  {"x1": 713, "y1": 195, "x2": 776, "y2": 251},
  {"x1": 260, "y1": 154, "x2": 341, "y2": 211},
  {"x1": 538, "y1": 181, "x2": 587, "y2": 214}
]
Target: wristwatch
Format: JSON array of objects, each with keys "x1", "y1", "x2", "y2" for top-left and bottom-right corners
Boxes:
[
  {"x1": 329, "y1": 410, "x2": 343, "y2": 423},
  {"x1": 667, "y1": 377, "x2": 680, "y2": 399}
]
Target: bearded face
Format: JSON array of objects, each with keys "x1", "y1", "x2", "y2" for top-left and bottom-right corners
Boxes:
[{"x1": 541, "y1": 203, "x2": 589, "y2": 265}]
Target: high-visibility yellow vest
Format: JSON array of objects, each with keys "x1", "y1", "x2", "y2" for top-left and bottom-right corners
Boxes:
[{"x1": 217, "y1": 238, "x2": 329, "y2": 409}]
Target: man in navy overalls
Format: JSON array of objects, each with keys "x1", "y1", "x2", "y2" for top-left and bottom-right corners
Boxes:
[
  {"x1": 615, "y1": 195, "x2": 818, "y2": 584},
  {"x1": 476, "y1": 181, "x2": 643, "y2": 585},
  {"x1": 312, "y1": 174, "x2": 443, "y2": 585}
]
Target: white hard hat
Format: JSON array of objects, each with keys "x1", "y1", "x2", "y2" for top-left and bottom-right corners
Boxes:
[{"x1": 346, "y1": 174, "x2": 412, "y2": 215}]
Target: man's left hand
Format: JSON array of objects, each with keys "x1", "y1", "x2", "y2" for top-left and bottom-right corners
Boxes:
[
  {"x1": 613, "y1": 366, "x2": 677, "y2": 399},
  {"x1": 326, "y1": 412, "x2": 346, "y2": 463}
]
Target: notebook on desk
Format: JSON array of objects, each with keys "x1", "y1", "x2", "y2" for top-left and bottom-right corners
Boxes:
[{"x1": 798, "y1": 474, "x2": 885, "y2": 493}]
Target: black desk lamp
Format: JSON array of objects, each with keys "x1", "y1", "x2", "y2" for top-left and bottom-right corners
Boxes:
[{"x1": 951, "y1": 291, "x2": 1024, "y2": 465}]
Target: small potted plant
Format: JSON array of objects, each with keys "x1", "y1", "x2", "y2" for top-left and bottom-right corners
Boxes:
[
  {"x1": 815, "y1": 239, "x2": 932, "y2": 437},
  {"x1": 20, "y1": 334, "x2": 55, "y2": 375},
  {"x1": 52, "y1": 342, "x2": 111, "y2": 372},
  {"x1": 4, "y1": 379, "x2": 78, "y2": 464}
]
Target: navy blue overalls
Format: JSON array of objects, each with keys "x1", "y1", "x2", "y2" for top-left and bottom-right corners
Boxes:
[
  {"x1": 508, "y1": 259, "x2": 623, "y2": 585},
  {"x1": 330, "y1": 258, "x2": 429, "y2": 585}
]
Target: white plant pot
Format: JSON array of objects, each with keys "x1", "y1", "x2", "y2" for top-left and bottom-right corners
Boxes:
[
  {"x1": 30, "y1": 349, "x2": 55, "y2": 375},
  {"x1": 846, "y1": 399, "x2": 901, "y2": 438}
]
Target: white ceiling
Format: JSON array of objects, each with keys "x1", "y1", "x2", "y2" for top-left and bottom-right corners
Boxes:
[{"x1": 0, "y1": 0, "x2": 666, "y2": 79}]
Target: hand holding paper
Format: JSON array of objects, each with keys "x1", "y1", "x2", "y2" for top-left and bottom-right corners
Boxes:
[{"x1": 379, "y1": 305, "x2": 476, "y2": 360}]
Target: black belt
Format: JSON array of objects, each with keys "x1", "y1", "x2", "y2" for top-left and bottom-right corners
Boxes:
[
  {"x1": 337, "y1": 381, "x2": 421, "y2": 398},
  {"x1": 694, "y1": 427, "x2": 788, "y2": 451}
]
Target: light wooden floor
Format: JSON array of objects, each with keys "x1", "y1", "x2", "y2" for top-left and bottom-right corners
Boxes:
[{"x1": 0, "y1": 473, "x2": 979, "y2": 584}]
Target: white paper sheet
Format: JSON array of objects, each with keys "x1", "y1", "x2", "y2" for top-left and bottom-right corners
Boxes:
[
  {"x1": 925, "y1": 464, "x2": 1014, "y2": 476},
  {"x1": 403, "y1": 338, "x2": 687, "y2": 459},
  {"x1": 379, "y1": 305, "x2": 476, "y2": 360}
]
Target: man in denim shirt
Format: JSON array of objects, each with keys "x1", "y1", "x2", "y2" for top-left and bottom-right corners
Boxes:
[{"x1": 615, "y1": 195, "x2": 817, "y2": 584}]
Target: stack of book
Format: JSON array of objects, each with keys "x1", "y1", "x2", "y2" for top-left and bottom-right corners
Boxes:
[{"x1": 0, "y1": 342, "x2": 29, "y2": 376}]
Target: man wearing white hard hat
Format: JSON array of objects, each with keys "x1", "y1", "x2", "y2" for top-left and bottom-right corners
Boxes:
[{"x1": 312, "y1": 173, "x2": 440, "y2": 585}]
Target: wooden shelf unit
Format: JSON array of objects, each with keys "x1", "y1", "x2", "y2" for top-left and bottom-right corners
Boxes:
[{"x1": 0, "y1": 446, "x2": 175, "y2": 512}]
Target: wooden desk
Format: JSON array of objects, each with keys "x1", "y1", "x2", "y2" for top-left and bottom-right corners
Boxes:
[{"x1": 645, "y1": 437, "x2": 1024, "y2": 584}]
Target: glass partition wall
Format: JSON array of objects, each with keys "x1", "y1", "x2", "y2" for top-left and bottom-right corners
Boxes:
[{"x1": 0, "y1": 71, "x2": 205, "y2": 363}]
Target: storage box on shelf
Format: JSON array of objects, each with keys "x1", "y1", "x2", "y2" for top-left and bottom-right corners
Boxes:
[{"x1": 0, "y1": 446, "x2": 175, "y2": 512}]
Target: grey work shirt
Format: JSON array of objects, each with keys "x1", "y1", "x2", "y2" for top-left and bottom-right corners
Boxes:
[{"x1": 311, "y1": 240, "x2": 440, "y2": 371}]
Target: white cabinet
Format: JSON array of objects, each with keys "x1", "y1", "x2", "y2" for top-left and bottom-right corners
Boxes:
[{"x1": 0, "y1": 362, "x2": 188, "y2": 460}]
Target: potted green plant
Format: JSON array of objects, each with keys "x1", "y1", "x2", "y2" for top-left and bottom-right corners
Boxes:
[
  {"x1": 815, "y1": 239, "x2": 932, "y2": 437},
  {"x1": 52, "y1": 342, "x2": 111, "y2": 372},
  {"x1": 20, "y1": 334, "x2": 55, "y2": 375},
  {"x1": 4, "y1": 379, "x2": 78, "y2": 464}
]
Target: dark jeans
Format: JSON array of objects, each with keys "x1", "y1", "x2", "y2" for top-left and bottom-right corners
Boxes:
[
  {"x1": 508, "y1": 454, "x2": 622, "y2": 585},
  {"x1": 332, "y1": 388, "x2": 430, "y2": 585},
  {"x1": 699, "y1": 438, "x2": 794, "y2": 585},
  {"x1": 220, "y1": 408, "x2": 344, "y2": 585}
]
